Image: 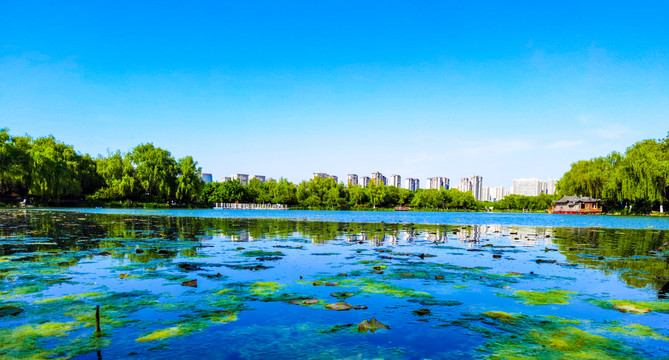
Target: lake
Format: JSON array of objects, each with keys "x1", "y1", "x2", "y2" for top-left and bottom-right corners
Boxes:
[{"x1": 1, "y1": 208, "x2": 669, "y2": 359}]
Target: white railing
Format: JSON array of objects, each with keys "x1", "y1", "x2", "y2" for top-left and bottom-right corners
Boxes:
[{"x1": 214, "y1": 203, "x2": 288, "y2": 210}]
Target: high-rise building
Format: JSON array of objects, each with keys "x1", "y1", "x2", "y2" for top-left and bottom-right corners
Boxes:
[
  {"x1": 540, "y1": 179, "x2": 558, "y2": 195},
  {"x1": 313, "y1": 173, "x2": 337, "y2": 182},
  {"x1": 232, "y1": 174, "x2": 249, "y2": 185},
  {"x1": 390, "y1": 174, "x2": 401, "y2": 187},
  {"x1": 427, "y1": 177, "x2": 450, "y2": 190},
  {"x1": 221, "y1": 177, "x2": 231, "y2": 182},
  {"x1": 491, "y1": 186, "x2": 506, "y2": 201},
  {"x1": 512, "y1": 178, "x2": 541, "y2": 196},
  {"x1": 480, "y1": 186, "x2": 490, "y2": 202},
  {"x1": 249, "y1": 175, "x2": 266, "y2": 183},
  {"x1": 459, "y1": 178, "x2": 472, "y2": 193},
  {"x1": 470, "y1": 175, "x2": 483, "y2": 201},
  {"x1": 347, "y1": 174, "x2": 358, "y2": 186},
  {"x1": 371, "y1": 171, "x2": 386, "y2": 186},
  {"x1": 404, "y1": 178, "x2": 419, "y2": 191},
  {"x1": 361, "y1": 176, "x2": 370, "y2": 188},
  {"x1": 200, "y1": 173, "x2": 213, "y2": 183}
]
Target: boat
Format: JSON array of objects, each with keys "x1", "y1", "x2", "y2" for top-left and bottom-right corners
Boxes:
[{"x1": 394, "y1": 206, "x2": 410, "y2": 211}]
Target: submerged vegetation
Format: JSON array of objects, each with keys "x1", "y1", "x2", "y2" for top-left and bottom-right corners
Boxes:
[{"x1": 0, "y1": 210, "x2": 668, "y2": 358}]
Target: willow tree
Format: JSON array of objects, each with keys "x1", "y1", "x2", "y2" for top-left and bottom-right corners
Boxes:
[
  {"x1": 175, "y1": 156, "x2": 202, "y2": 203},
  {"x1": 0, "y1": 129, "x2": 31, "y2": 196},
  {"x1": 29, "y1": 136, "x2": 84, "y2": 199},
  {"x1": 95, "y1": 151, "x2": 137, "y2": 200},
  {"x1": 619, "y1": 140, "x2": 669, "y2": 205},
  {"x1": 557, "y1": 156, "x2": 616, "y2": 199},
  {"x1": 130, "y1": 144, "x2": 177, "y2": 201}
]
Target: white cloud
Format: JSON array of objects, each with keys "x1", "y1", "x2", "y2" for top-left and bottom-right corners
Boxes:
[
  {"x1": 546, "y1": 140, "x2": 582, "y2": 149},
  {"x1": 591, "y1": 124, "x2": 633, "y2": 139}
]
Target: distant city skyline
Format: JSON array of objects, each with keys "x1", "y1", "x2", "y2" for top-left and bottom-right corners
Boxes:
[
  {"x1": 2, "y1": 2, "x2": 667, "y2": 187},
  {"x1": 208, "y1": 170, "x2": 557, "y2": 199}
]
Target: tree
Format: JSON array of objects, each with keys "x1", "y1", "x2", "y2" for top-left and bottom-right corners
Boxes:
[
  {"x1": 175, "y1": 156, "x2": 203, "y2": 203},
  {"x1": 0, "y1": 129, "x2": 31, "y2": 196},
  {"x1": 130, "y1": 144, "x2": 177, "y2": 201},
  {"x1": 29, "y1": 136, "x2": 84, "y2": 200}
]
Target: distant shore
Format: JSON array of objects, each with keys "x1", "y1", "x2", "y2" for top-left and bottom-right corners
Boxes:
[{"x1": 5, "y1": 204, "x2": 669, "y2": 216}]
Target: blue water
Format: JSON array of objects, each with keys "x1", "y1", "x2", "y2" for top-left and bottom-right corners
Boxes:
[
  {"x1": 43, "y1": 208, "x2": 669, "y2": 229},
  {"x1": 2, "y1": 209, "x2": 669, "y2": 359}
]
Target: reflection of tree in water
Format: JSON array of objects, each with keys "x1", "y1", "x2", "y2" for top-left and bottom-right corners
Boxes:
[
  {"x1": 552, "y1": 227, "x2": 669, "y2": 290},
  {"x1": 5, "y1": 210, "x2": 667, "y2": 291}
]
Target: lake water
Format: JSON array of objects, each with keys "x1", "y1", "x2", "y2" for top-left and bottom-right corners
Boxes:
[{"x1": 1, "y1": 209, "x2": 669, "y2": 359}]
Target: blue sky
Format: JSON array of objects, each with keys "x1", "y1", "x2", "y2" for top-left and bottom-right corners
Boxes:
[{"x1": 1, "y1": 1, "x2": 667, "y2": 188}]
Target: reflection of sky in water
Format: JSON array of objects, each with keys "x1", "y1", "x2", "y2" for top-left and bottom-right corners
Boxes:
[
  {"x1": 0, "y1": 210, "x2": 668, "y2": 359},
  {"x1": 42, "y1": 207, "x2": 669, "y2": 230}
]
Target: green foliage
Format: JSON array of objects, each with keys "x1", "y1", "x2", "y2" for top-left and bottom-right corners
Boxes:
[
  {"x1": 490, "y1": 193, "x2": 556, "y2": 211},
  {"x1": 130, "y1": 144, "x2": 178, "y2": 200},
  {"x1": 558, "y1": 134, "x2": 669, "y2": 212},
  {"x1": 175, "y1": 156, "x2": 203, "y2": 203}
]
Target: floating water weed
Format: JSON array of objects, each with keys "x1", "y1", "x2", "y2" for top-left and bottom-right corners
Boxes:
[
  {"x1": 249, "y1": 282, "x2": 286, "y2": 297},
  {"x1": 136, "y1": 326, "x2": 183, "y2": 342},
  {"x1": 239, "y1": 250, "x2": 284, "y2": 258},
  {"x1": 510, "y1": 289, "x2": 577, "y2": 305},
  {"x1": 608, "y1": 323, "x2": 669, "y2": 340},
  {"x1": 482, "y1": 311, "x2": 516, "y2": 322},
  {"x1": 477, "y1": 314, "x2": 638, "y2": 359}
]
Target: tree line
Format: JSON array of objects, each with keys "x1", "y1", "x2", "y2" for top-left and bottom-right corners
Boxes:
[
  {"x1": 0, "y1": 128, "x2": 556, "y2": 210},
  {"x1": 0, "y1": 129, "x2": 202, "y2": 204},
  {"x1": 557, "y1": 133, "x2": 669, "y2": 213}
]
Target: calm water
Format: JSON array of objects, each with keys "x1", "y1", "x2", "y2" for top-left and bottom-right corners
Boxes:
[
  {"x1": 1, "y1": 209, "x2": 669, "y2": 359},
  {"x1": 47, "y1": 207, "x2": 669, "y2": 229}
]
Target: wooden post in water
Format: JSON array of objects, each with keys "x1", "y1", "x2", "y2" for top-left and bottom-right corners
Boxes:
[{"x1": 95, "y1": 305, "x2": 101, "y2": 335}]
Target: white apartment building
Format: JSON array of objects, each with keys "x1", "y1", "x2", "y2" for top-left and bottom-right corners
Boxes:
[
  {"x1": 231, "y1": 174, "x2": 249, "y2": 185},
  {"x1": 249, "y1": 175, "x2": 266, "y2": 183},
  {"x1": 459, "y1": 177, "x2": 472, "y2": 193},
  {"x1": 512, "y1": 178, "x2": 541, "y2": 196},
  {"x1": 540, "y1": 179, "x2": 558, "y2": 195},
  {"x1": 480, "y1": 186, "x2": 490, "y2": 202},
  {"x1": 404, "y1": 178, "x2": 419, "y2": 191},
  {"x1": 347, "y1": 174, "x2": 358, "y2": 187},
  {"x1": 313, "y1": 172, "x2": 337, "y2": 182},
  {"x1": 390, "y1": 174, "x2": 401, "y2": 187},
  {"x1": 491, "y1": 186, "x2": 506, "y2": 201},
  {"x1": 361, "y1": 176, "x2": 371, "y2": 188},
  {"x1": 470, "y1": 175, "x2": 483, "y2": 201},
  {"x1": 427, "y1": 177, "x2": 450, "y2": 190},
  {"x1": 371, "y1": 171, "x2": 387, "y2": 186}
]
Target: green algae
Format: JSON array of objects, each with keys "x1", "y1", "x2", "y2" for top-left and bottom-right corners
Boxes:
[
  {"x1": 239, "y1": 250, "x2": 284, "y2": 257},
  {"x1": 510, "y1": 289, "x2": 577, "y2": 305},
  {"x1": 407, "y1": 298, "x2": 461, "y2": 306},
  {"x1": 0, "y1": 321, "x2": 80, "y2": 359},
  {"x1": 0, "y1": 283, "x2": 46, "y2": 299},
  {"x1": 608, "y1": 323, "x2": 669, "y2": 340},
  {"x1": 476, "y1": 313, "x2": 639, "y2": 360},
  {"x1": 249, "y1": 281, "x2": 287, "y2": 297},
  {"x1": 34, "y1": 292, "x2": 104, "y2": 304},
  {"x1": 590, "y1": 299, "x2": 669, "y2": 314},
  {"x1": 346, "y1": 278, "x2": 431, "y2": 298},
  {"x1": 136, "y1": 326, "x2": 183, "y2": 342},
  {"x1": 483, "y1": 311, "x2": 516, "y2": 322}
]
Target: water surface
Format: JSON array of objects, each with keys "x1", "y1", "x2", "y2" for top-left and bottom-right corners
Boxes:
[{"x1": 1, "y1": 209, "x2": 669, "y2": 359}]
